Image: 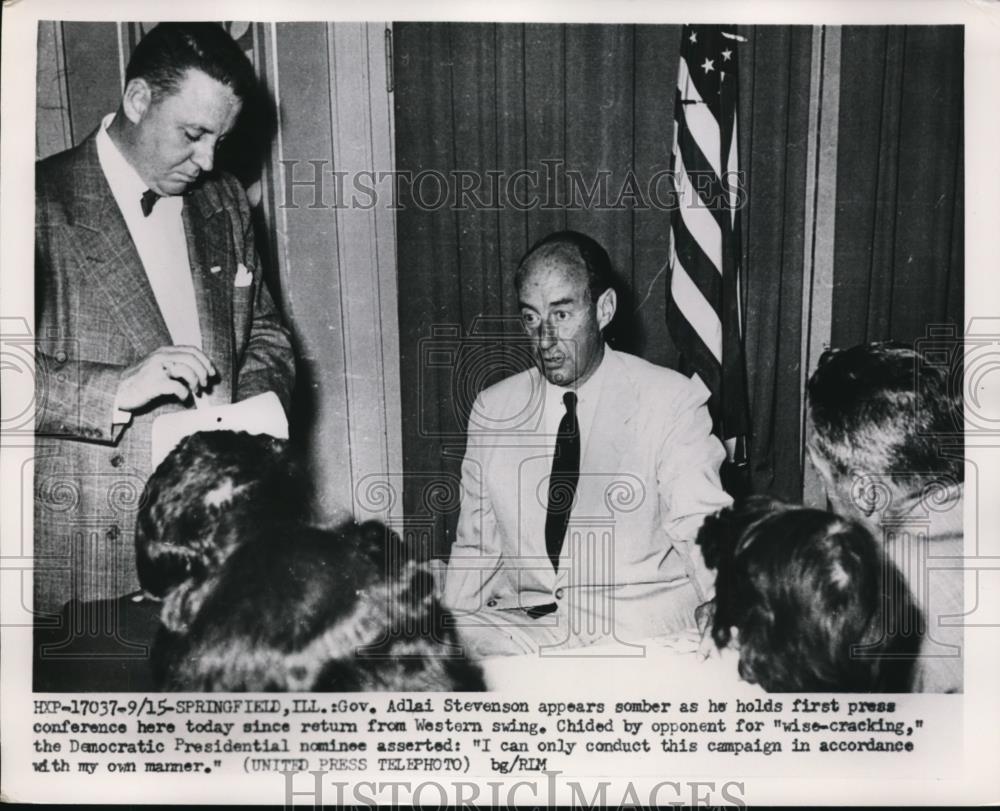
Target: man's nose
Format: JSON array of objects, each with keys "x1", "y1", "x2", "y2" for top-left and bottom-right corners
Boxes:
[
  {"x1": 191, "y1": 141, "x2": 215, "y2": 173},
  {"x1": 538, "y1": 322, "x2": 557, "y2": 348}
]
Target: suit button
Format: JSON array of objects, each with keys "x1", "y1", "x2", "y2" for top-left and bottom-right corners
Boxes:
[
  {"x1": 486, "y1": 599, "x2": 498, "y2": 608},
  {"x1": 110, "y1": 454, "x2": 124, "y2": 468},
  {"x1": 555, "y1": 588, "x2": 565, "y2": 600},
  {"x1": 54, "y1": 350, "x2": 67, "y2": 363}
]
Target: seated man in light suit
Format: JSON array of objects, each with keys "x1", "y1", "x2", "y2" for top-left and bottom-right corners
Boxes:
[{"x1": 442, "y1": 231, "x2": 731, "y2": 655}]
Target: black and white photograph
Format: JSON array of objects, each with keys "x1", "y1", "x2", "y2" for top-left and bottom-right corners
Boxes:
[{"x1": 2, "y1": 0, "x2": 998, "y2": 806}]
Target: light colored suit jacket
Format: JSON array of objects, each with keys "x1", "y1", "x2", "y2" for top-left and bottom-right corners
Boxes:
[
  {"x1": 443, "y1": 347, "x2": 731, "y2": 619},
  {"x1": 33, "y1": 132, "x2": 295, "y2": 614}
]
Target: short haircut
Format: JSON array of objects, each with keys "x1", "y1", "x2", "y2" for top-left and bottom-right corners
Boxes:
[
  {"x1": 807, "y1": 342, "x2": 962, "y2": 492},
  {"x1": 515, "y1": 230, "x2": 616, "y2": 303},
  {"x1": 135, "y1": 430, "x2": 303, "y2": 603},
  {"x1": 125, "y1": 22, "x2": 256, "y2": 102},
  {"x1": 160, "y1": 520, "x2": 486, "y2": 692},
  {"x1": 699, "y1": 500, "x2": 921, "y2": 692}
]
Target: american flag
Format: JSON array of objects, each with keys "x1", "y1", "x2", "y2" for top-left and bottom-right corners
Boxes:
[{"x1": 667, "y1": 24, "x2": 750, "y2": 463}]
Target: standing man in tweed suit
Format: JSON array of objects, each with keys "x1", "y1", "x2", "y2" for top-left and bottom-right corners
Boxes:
[{"x1": 34, "y1": 23, "x2": 295, "y2": 621}]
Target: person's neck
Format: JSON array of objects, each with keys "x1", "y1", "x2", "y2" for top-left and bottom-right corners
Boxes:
[
  {"x1": 106, "y1": 112, "x2": 152, "y2": 189},
  {"x1": 569, "y1": 343, "x2": 606, "y2": 390}
]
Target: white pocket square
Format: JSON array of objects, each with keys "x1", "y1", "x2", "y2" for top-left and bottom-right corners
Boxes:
[{"x1": 234, "y1": 263, "x2": 254, "y2": 287}]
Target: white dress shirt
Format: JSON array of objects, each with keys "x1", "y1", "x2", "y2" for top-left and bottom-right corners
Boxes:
[
  {"x1": 95, "y1": 114, "x2": 202, "y2": 349},
  {"x1": 542, "y1": 349, "x2": 609, "y2": 462}
]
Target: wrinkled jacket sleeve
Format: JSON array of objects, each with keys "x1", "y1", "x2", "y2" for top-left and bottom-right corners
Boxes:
[
  {"x1": 34, "y1": 176, "x2": 127, "y2": 444},
  {"x1": 656, "y1": 376, "x2": 732, "y2": 602},
  {"x1": 442, "y1": 395, "x2": 503, "y2": 612}
]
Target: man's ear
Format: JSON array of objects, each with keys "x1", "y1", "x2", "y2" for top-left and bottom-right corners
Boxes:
[
  {"x1": 595, "y1": 287, "x2": 617, "y2": 331},
  {"x1": 121, "y1": 78, "x2": 153, "y2": 124}
]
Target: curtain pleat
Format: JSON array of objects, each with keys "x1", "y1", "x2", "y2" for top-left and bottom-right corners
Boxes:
[
  {"x1": 739, "y1": 25, "x2": 813, "y2": 500},
  {"x1": 833, "y1": 26, "x2": 963, "y2": 346}
]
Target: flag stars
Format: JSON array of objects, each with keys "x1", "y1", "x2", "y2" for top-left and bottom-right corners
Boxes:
[
  {"x1": 701, "y1": 58, "x2": 715, "y2": 73},
  {"x1": 689, "y1": 30, "x2": 698, "y2": 43},
  {"x1": 721, "y1": 48, "x2": 733, "y2": 61}
]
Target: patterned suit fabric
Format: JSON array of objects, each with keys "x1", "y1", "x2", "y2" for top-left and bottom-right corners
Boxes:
[{"x1": 34, "y1": 131, "x2": 295, "y2": 613}]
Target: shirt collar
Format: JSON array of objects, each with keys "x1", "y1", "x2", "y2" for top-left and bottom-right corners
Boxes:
[{"x1": 95, "y1": 113, "x2": 182, "y2": 217}]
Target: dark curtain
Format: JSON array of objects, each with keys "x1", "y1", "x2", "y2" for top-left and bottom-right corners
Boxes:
[
  {"x1": 832, "y1": 26, "x2": 963, "y2": 346},
  {"x1": 393, "y1": 23, "x2": 814, "y2": 553},
  {"x1": 738, "y1": 26, "x2": 814, "y2": 500},
  {"x1": 392, "y1": 23, "x2": 961, "y2": 555}
]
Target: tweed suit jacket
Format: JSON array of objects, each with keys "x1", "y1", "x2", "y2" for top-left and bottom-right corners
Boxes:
[
  {"x1": 443, "y1": 347, "x2": 732, "y2": 622},
  {"x1": 33, "y1": 131, "x2": 295, "y2": 614}
]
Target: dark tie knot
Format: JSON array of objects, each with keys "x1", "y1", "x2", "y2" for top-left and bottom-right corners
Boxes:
[
  {"x1": 562, "y1": 391, "x2": 577, "y2": 414},
  {"x1": 140, "y1": 189, "x2": 160, "y2": 217}
]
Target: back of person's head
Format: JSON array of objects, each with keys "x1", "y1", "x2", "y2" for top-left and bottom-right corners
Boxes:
[
  {"x1": 158, "y1": 520, "x2": 485, "y2": 692},
  {"x1": 806, "y1": 342, "x2": 962, "y2": 500},
  {"x1": 698, "y1": 500, "x2": 921, "y2": 692},
  {"x1": 126, "y1": 22, "x2": 256, "y2": 102},
  {"x1": 135, "y1": 430, "x2": 302, "y2": 604},
  {"x1": 515, "y1": 230, "x2": 616, "y2": 302}
]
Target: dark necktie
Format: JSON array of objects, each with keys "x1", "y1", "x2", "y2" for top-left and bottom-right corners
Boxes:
[
  {"x1": 140, "y1": 189, "x2": 160, "y2": 217},
  {"x1": 544, "y1": 391, "x2": 580, "y2": 572}
]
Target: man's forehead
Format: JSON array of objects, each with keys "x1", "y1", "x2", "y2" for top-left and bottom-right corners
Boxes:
[
  {"x1": 157, "y1": 68, "x2": 240, "y2": 107},
  {"x1": 154, "y1": 68, "x2": 243, "y2": 134},
  {"x1": 519, "y1": 256, "x2": 588, "y2": 296}
]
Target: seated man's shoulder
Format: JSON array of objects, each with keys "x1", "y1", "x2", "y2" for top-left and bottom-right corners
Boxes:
[
  {"x1": 613, "y1": 350, "x2": 706, "y2": 402},
  {"x1": 477, "y1": 366, "x2": 535, "y2": 404},
  {"x1": 466, "y1": 367, "x2": 539, "y2": 429}
]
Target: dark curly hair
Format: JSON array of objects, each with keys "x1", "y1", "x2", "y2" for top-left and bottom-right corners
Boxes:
[
  {"x1": 134, "y1": 430, "x2": 305, "y2": 627},
  {"x1": 807, "y1": 341, "x2": 963, "y2": 494},
  {"x1": 698, "y1": 500, "x2": 922, "y2": 692},
  {"x1": 160, "y1": 520, "x2": 485, "y2": 692},
  {"x1": 140, "y1": 430, "x2": 484, "y2": 692}
]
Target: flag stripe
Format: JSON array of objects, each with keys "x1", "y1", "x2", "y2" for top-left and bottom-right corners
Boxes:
[
  {"x1": 673, "y1": 99, "x2": 732, "y2": 234},
  {"x1": 669, "y1": 249, "x2": 722, "y2": 361},
  {"x1": 671, "y1": 204, "x2": 723, "y2": 313},
  {"x1": 666, "y1": 303, "x2": 722, "y2": 396},
  {"x1": 667, "y1": 24, "x2": 750, "y2": 446},
  {"x1": 677, "y1": 59, "x2": 722, "y2": 178},
  {"x1": 673, "y1": 142, "x2": 724, "y2": 266}
]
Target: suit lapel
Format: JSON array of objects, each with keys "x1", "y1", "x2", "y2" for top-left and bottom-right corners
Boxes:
[
  {"x1": 496, "y1": 368, "x2": 551, "y2": 557},
  {"x1": 68, "y1": 136, "x2": 171, "y2": 357},
  {"x1": 577, "y1": 348, "x2": 636, "y2": 510},
  {"x1": 183, "y1": 187, "x2": 234, "y2": 400}
]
